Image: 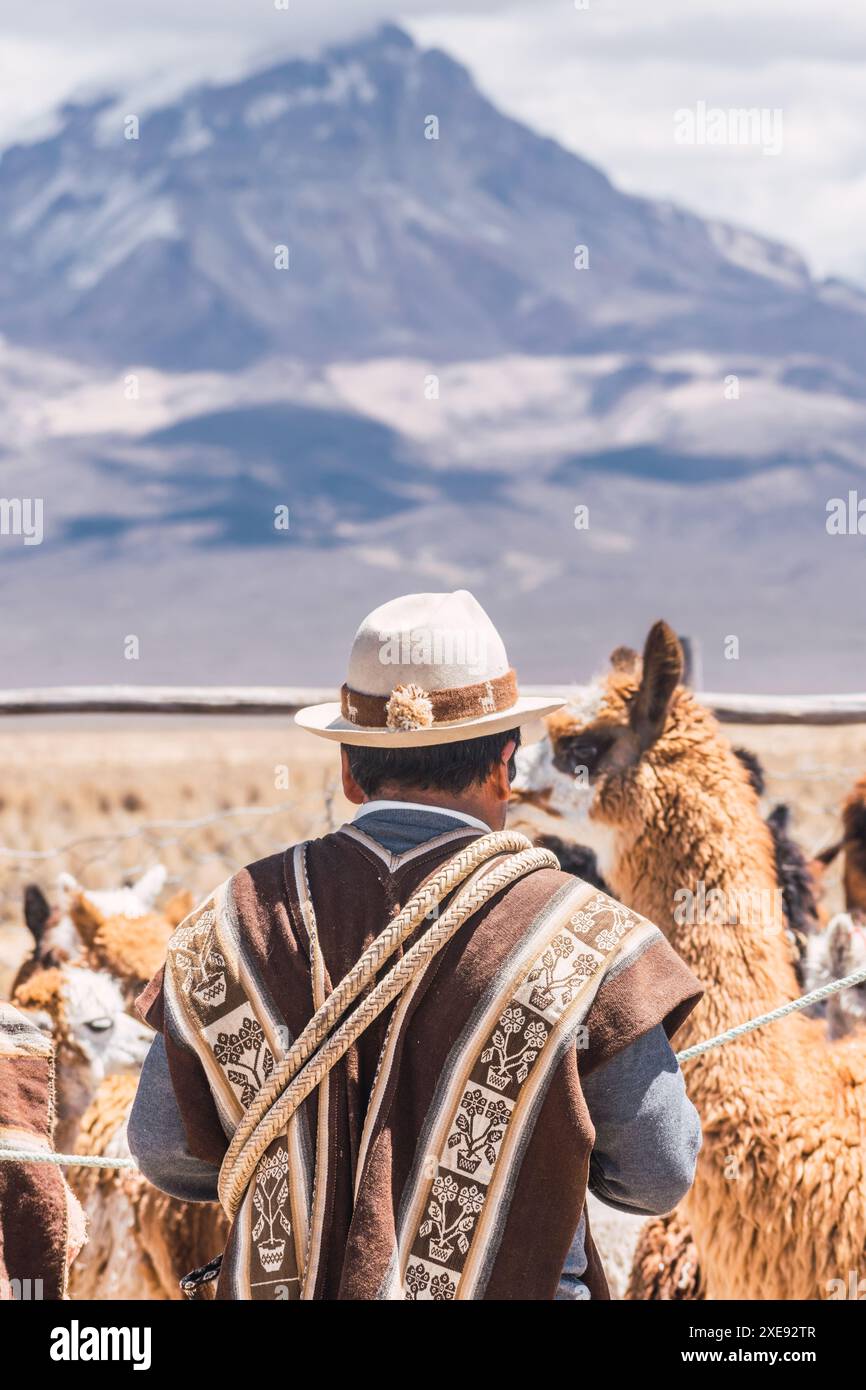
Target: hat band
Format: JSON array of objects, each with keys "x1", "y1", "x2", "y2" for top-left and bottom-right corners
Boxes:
[{"x1": 340, "y1": 669, "x2": 519, "y2": 731}]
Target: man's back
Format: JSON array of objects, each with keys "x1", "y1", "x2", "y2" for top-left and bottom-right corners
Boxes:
[{"x1": 132, "y1": 802, "x2": 702, "y2": 1300}]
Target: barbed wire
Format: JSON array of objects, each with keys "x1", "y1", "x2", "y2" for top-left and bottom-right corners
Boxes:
[
  {"x1": 0, "y1": 781, "x2": 342, "y2": 921},
  {"x1": 0, "y1": 751, "x2": 857, "y2": 925}
]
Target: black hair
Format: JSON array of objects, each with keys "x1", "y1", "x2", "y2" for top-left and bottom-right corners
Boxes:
[{"x1": 344, "y1": 727, "x2": 521, "y2": 799}]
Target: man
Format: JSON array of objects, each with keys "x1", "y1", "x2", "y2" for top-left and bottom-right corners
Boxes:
[{"x1": 131, "y1": 589, "x2": 702, "y2": 1300}]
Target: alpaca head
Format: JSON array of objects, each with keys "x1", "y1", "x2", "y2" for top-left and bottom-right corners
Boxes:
[
  {"x1": 803, "y1": 912, "x2": 866, "y2": 1040},
  {"x1": 513, "y1": 620, "x2": 691, "y2": 836},
  {"x1": 18, "y1": 865, "x2": 191, "y2": 1004},
  {"x1": 12, "y1": 963, "x2": 153, "y2": 1148},
  {"x1": 841, "y1": 775, "x2": 866, "y2": 913},
  {"x1": 512, "y1": 620, "x2": 772, "y2": 925}
]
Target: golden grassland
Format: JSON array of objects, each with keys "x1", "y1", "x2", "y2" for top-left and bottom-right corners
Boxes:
[{"x1": 1, "y1": 714, "x2": 864, "y2": 994}]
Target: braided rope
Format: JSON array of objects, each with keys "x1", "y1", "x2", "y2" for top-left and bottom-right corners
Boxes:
[
  {"x1": 219, "y1": 844, "x2": 559, "y2": 1216},
  {"x1": 675, "y1": 962, "x2": 866, "y2": 1063},
  {"x1": 221, "y1": 830, "x2": 534, "y2": 1191}
]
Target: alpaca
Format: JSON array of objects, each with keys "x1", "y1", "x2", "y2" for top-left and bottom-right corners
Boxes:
[
  {"x1": 15, "y1": 867, "x2": 191, "y2": 1004},
  {"x1": 839, "y1": 776, "x2": 866, "y2": 911},
  {"x1": 69, "y1": 1074, "x2": 228, "y2": 1302},
  {"x1": 805, "y1": 913, "x2": 866, "y2": 1041},
  {"x1": 635, "y1": 897, "x2": 866, "y2": 1301},
  {"x1": 0, "y1": 1001, "x2": 88, "y2": 1298},
  {"x1": 802, "y1": 790, "x2": 866, "y2": 1041},
  {"x1": 628, "y1": 781, "x2": 866, "y2": 1300},
  {"x1": 517, "y1": 746, "x2": 827, "y2": 1301},
  {"x1": 624, "y1": 1209, "x2": 704, "y2": 1301},
  {"x1": 13, "y1": 882, "x2": 226, "y2": 1300},
  {"x1": 513, "y1": 621, "x2": 866, "y2": 1301},
  {"x1": 12, "y1": 964, "x2": 152, "y2": 1153},
  {"x1": 798, "y1": 775, "x2": 866, "y2": 1040}
]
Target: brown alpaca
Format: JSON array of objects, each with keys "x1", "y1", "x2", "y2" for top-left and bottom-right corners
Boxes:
[
  {"x1": 70, "y1": 1075, "x2": 228, "y2": 1301},
  {"x1": 14, "y1": 868, "x2": 192, "y2": 1004},
  {"x1": 64, "y1": 876, "x2": 192, "y2": 1001},
  {"x1": 837, "y1": 776, "x2": 866, "y2": 914},
  {"x1": 624, "y1": 1210, "x2": 704, "y2": 1301},
  {"x1": 13, "y1": 882, "x2": 225, "y2": 1300},
  {"x1": 513, "y1": 622, "x2": 866, "y2": 1301}
]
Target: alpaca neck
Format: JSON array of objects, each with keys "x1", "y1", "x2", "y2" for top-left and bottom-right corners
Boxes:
[
  {"x1": 605, "y1": 811, "x2": 799, "y2": 1043},
  {"x1": 54, "y1": 1060, "x2": 98, "y2": 1153}
]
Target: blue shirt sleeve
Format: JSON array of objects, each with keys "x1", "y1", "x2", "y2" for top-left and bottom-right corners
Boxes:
[
  {"x1": 581, "y1": 1023, "x2": 702, "y2": 1216},
  {"x1": 128, "y1": 1034, "x2": 221, "y2": 1203}
]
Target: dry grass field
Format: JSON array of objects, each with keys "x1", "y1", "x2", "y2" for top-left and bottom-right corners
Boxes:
[{"x1": 1, "y1": 713, "x2": 864, "y2": 995}]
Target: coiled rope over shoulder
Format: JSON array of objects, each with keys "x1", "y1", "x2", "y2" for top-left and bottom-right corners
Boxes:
[{"x1": 218, "y1": 832, "x2": 559, "y2": 1216}]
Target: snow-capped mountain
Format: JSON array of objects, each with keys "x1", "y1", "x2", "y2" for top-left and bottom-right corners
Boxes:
[
  {"x1": 1, "y1": 24, "x2": 864, "y2": 691},
  {"x1": 2, "y1": 23, "x2": 866, "y2": 373}
]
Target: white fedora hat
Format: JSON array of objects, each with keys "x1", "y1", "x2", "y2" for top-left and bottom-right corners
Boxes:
[{"x1": 295, "y1": 590, "x2": 565, "y2": 747}]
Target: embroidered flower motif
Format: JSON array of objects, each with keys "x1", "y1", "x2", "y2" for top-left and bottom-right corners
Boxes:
[
  {"x1": 482, "y1": 1009, "x2": 549, "y2": 1089},
  {"x1": 527, "y1": 934, "x2": 602, "y2": 1011},
  {"x1": 421, "y1": 1177, "x2": 485, "y2": 1262},
  {"x1": 499, "y1": 1006, "x2": 526, "y2": 1036},
  {"x1": 448, "y1": 1094, "x2": 510, "y2": 1170},
  {"x1": 459, "y1": 1087, "x2": 487, "y2": 1118},
  {"x1": 214, "y1": 1032, "x2": 244, "y2": 1067},
  {"x1": 457, "y1": 1184, "x2": 485, "y2": 1217},
  {"x1": 430, "y1": 1272, "x2": 456, "y2": 1300},
  {"x1": 405, "y1": 1263, "x2": 430, "y2": 1299},
  {"x1": 432, "y1": 1173, "x2": 459, "y2": 1205},
  {"x1": 214, "y1": 1017, "x2": 274, "y2": 1108},
  {"x1": 171, "y1": 909, "x2": 227, "y2": 1007},
  {"x1": 385, "y1": 683, "x2": 435, "y2": 731},
  {"x1": 569, "y1": 893, "x2": 611, "y2": 934},
  {"x1": 252, "y1": 1145, "x2": 292, "y2": 1272}
]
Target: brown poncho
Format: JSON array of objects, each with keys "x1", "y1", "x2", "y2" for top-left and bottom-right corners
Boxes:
[{"x1": 137, "y1": 824, "x2": 701, "y2": 1300}]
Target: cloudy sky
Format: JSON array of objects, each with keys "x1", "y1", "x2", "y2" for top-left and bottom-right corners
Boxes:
[{"x1": 2, "y1": 0, "x2": 865, "y2": 282}]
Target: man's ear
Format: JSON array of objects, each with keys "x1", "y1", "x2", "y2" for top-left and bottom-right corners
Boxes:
[
  {"x1": 629, "y1": 621, "x2": 683, "y2": 751},
  {"x1": 341, "y1": 747, "x2": 366, "y2": 805},
  {"x1": 495, "y1": 739, "x2": 517, "y2": 798}
]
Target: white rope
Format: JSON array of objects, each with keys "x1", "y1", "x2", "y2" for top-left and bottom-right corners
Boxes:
[
  {"x1": 675, "y1": 962, "x2": 866, "y2": 1063},
  {"x1": 0, "y1": 1149, "x2": 137, "y2": 1168},
  {"x1": 2, "y1": 964, "x2": 865, "y2": 1171}
]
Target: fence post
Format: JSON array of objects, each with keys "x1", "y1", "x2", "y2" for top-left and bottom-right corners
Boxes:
[{"x1": 678, "y1": 635, "x2": 703, "y2": 690}]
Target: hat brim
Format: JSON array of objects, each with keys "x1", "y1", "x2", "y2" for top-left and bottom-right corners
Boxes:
[{"x1": 294, "y1": 695, "x2": 565, "y2": 747}]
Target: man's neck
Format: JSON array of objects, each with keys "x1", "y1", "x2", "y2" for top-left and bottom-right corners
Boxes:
[{"x1": 363, "y1": 787, "x2": 505, "y2": 831}]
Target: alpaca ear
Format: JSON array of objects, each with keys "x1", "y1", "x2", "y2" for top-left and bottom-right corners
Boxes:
[
  {"x1": 814, "y1": 840, "x2": 843, "y2": 868},
  {"x1": 629, "y1": 621, "x2": 683, "y2": 749},
  {"x1": 132, "y1": 864, "x2": 167, "y2": 908},
  {"x1": 23, "y1": 885, "x2": 52, "y2": 944}
]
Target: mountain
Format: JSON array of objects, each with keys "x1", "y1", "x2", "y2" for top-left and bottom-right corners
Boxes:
[
  {"x1": 1, "y1": 24, "x2": 865, "y2": 692},
  {"x1": 2, "y1": 23, "x2": 866, "y2": 373}
]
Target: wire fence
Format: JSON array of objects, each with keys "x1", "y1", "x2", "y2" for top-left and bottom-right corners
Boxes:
[
  {"x1": 0, "y1": 757, "x2": 857, "y2": 931},
  {"x1": 0, "y1": 778, "x2": 342, "y2": 937},
  {"x1": 0, "y1": 702, "x2": 863, "y2": 982}
]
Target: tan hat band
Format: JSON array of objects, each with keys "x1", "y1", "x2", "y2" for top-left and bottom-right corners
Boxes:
[{"x1": 340, "y1": 669, "x2": 519, "y2": 732}]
